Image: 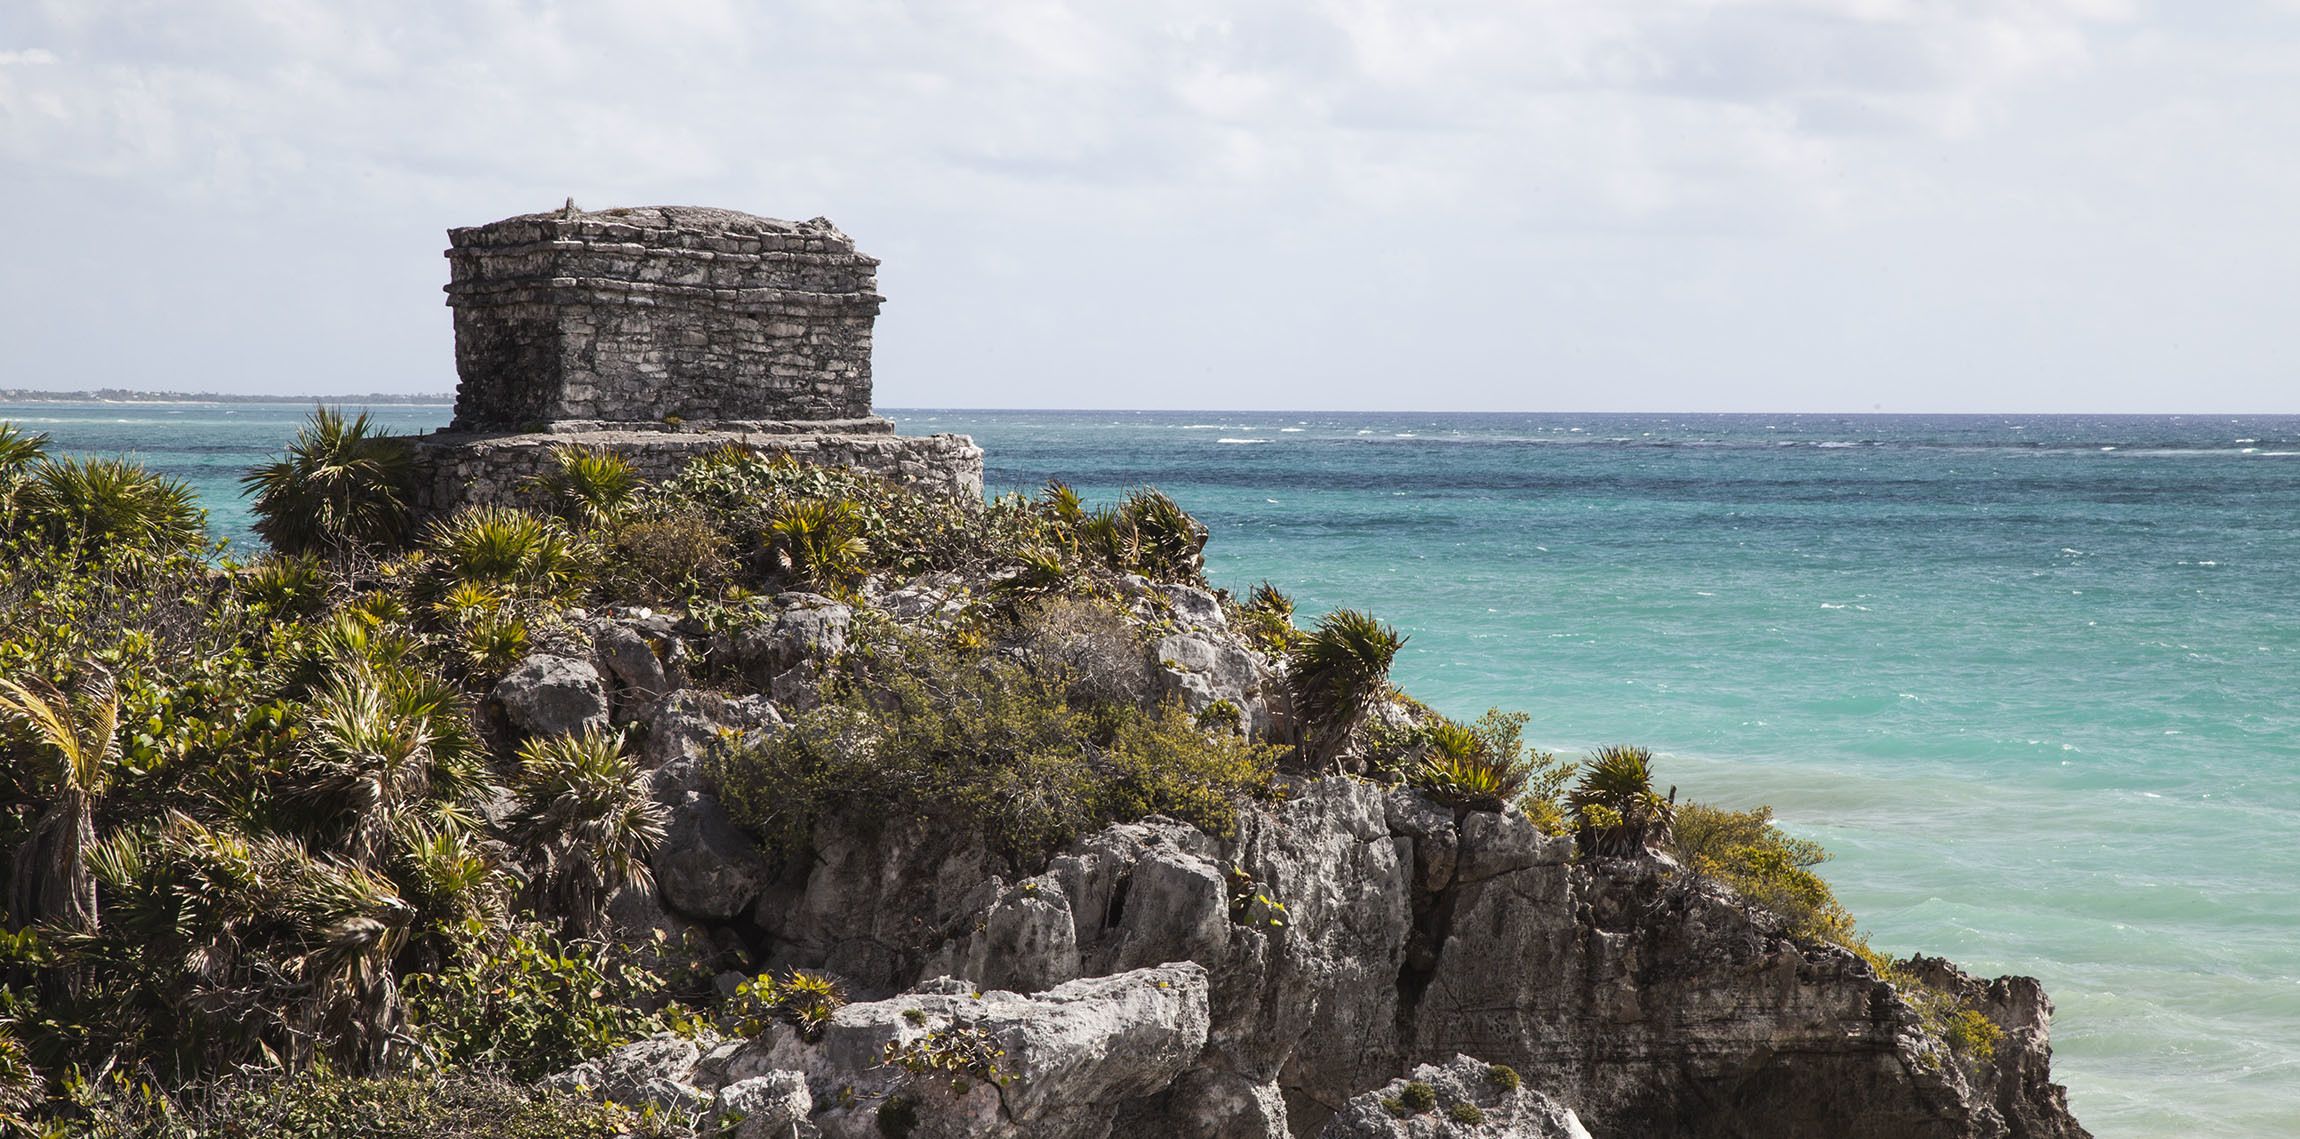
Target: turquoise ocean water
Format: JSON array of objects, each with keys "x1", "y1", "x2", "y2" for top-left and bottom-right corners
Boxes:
[{"x1": 8, "y1": 401, "x2": 2298, "y2": 1137}]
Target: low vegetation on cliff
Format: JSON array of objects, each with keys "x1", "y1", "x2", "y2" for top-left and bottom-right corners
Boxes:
[{"x1": 0, "y1": 411, "x2": 2004, "y2": 1136}]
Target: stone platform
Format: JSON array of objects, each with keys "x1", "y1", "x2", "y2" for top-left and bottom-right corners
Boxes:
[{"x1": 409, "y1": 423, "x2": 982, "y2": 519}]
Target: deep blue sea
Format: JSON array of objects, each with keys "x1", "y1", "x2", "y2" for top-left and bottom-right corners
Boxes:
[{"x1": 8, "y1": 401, "x2": 2298, "y2": 1137}]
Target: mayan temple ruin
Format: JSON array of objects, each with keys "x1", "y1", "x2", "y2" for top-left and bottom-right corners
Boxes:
[{"x1": 409, "y1": 203, "x2": 982, "y2": 515}]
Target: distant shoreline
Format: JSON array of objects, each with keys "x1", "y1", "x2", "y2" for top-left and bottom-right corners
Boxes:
[{"x1": 0, "y1": 389, "x2": 452, "y2": 405}]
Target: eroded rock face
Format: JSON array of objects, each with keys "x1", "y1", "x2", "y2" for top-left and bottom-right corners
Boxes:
[
  {"x1": 689, "y1": 778, "x2": 2086, "y2": 1139},
  {"x1": 557, "y1": 581, "x2": 2088, "y2": 1139},
  {"x1": 1318, "y1": 1055, "x2": 1590, "y2": 1139}
]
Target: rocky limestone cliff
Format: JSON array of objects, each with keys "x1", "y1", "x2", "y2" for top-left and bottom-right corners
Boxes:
[{"x1": 522, "y1": 585, "x2": 2088, "y2": 1139}]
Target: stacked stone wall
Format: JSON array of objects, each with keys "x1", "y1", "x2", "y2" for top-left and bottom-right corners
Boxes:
[{"x1": 444, "y1": 207, "x2": 879, "y2": 430}]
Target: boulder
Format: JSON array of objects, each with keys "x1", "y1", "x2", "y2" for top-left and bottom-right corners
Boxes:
[
  {"x1": 654, "y1": 790, "x2": 774, "y2": 921},
  {"x1": 544, "y1": 1033, "x2": 711, "y2": 1114},
  {"x1": 729, "y1": 594, "x2": 852, "y2": 706},
  {"x1": 493, "y1": 654, "x2": 609, "y2": 737},
  {"x1": 736, "y1": 964, "x2": 1213, "y2": 1139},
  {"x1": 1319, "y1": 1055, "x2": 1589, "y2": 1139},
  {"x1": 715, "y1": 1070, "x2": 816, "y2": 1139},
  {"x1": 593, "y1": 621, "x2": 671, "y2": 720},
  {"x1": 1154, "y1": 631, "x2": 1279, "y2": 738}
]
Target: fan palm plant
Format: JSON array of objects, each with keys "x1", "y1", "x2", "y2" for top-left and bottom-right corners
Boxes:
[
  {"x1": 1411, "y1": 720, "x2": 1533, "y2": 809},
  {"x1": 292, "y1": 663, "x2": 491, "y2": 868},
  {"x1": 16, "y1": 457, "x2": 205, "y2": 556},
  {"x1": 0, "y1": 669, "x2": 119, "y2": 931},
  {"x1": 1569, "y1": 745, "x2": 1676, "y2": 858},
  {"x1": 419, "y1": 506, "x2": 589, "y2": 608},
  {"x1": 504, "y1": 731, "x2": 665, "y2": 934},
  {"x1": 0, "y1": 1019, "x2": 38, "y2": 1130},
  {"x1": 241, "y1": 407, "x2": 416, "y2": 554},
  {"x1": 0, "y1": 423, "x2": 48, "y2": 473},
  {"x1": 524, "y1": 444, "x2": 638, "y2": 527},
  {"x1": 1286, "y1": 609, "x2": 1406, "y2": 769},
  {"x1": 1117, "y1": 488, "x2": 1207, "y2": 583}
]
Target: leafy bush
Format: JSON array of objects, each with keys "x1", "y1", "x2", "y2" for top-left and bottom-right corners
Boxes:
[
  {"x1": 401, "y1": 926, "x2": 671, "y2": 1082},
  {"x1": 728, "y1": 968, "x2": 846, "y2": 1040},
  {"x1": 1486, "y1": 1062, "x2": 1521, "y2": 1091},
  {"x1": 525, "y1": 445, "x2": 637, "y2": 527},
  {"x1": 1403, "y1": 712, "x2": 1572, "y2": 815},
  {"x1": 883, "y1": 1025, "x2": 1004, "y2": 1090},
  {"x1": 56, "y1": 1070, "x2": 688, "y2": 1139},
  {"x1": 597, "y1": 506, "x2": 735, "y2": 604},
  {"x1": 708, "y1": 631, "x2": 1277, "y2": 863},
  {"x1": 418, "y1": 506, "x2": 589, "y2": 610},
  {"x1": 1233, "y1": 582, "x2": 1297, "y2": 655},
  {"x1": 1398, "y1": 1079, "x2": 1437, "y2": 1113},
  {"x1": 1667, "y1": 802, "x2": 1851, "y2": 943},
  {"x1": 242, "y1": 407, "x2": 415, "y2": 554},
  {"x1": 1287, "y1": 609, "x2": 1405, "y2": 768},
  {"x1": 1448, "y1": 1101, "x2": 1487, "y2": 1124}
]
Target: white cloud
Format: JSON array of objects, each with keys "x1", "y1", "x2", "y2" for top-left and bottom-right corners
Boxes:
[{"x1": 0, "y1": 1, "x2": 2293, "y2": 411}]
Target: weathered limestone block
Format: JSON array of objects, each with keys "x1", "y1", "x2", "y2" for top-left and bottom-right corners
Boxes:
[
  {"x1": 1318, "y1": 1055, "x2": 1590, "y2": 1139},
  {"x1": 493, "y1": 653, "x2": 610, "y2": 737}
]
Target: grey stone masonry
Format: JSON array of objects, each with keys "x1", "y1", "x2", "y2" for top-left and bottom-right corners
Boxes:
[
  {"x1": 444, "y1": 205, "x2": 881, "y2": 430},
  {"x1": 413, "y1": 203, "x2": 982, "y2": 521}
]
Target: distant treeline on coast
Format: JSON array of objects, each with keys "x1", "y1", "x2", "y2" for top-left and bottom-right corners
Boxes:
[{"x1": 0, "y1": 388, "x2": 452, "y2": 404}]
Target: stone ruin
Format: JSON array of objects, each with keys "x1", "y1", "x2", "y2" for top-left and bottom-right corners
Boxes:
[{"x1": 409, "y1": 203, "x2": 981, "y2": 516}]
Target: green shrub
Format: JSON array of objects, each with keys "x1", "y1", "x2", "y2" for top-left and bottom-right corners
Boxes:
[
  {"x1": 402, "y1": 926, "x2": 671, "y2": 1082},
  {"x1": 419, "y1": 506, "x2": 589, "y2": 610},
  {"x1": 57, "y1": 1070, "x2": 686, "y2": 1139},
  {"x1": 728, "y1": 969, "x2": 847, "y2": 1040},
  {"x1": 1485, "y1": 1062, "x2": 1520, "y2": 1091},
  {"x1": 884, "y1": 1025, "x2": 1004, "y2": 1090},
  {"x1": 708, "y1": 631, "x2": 1277, "y2": 863},
  {"x1": 1287, "y1": 609, "x2": 1405, "y2": 768},
  {"x1": 526, "y1": 444, "x2": 637, "y2": 527},
  {"x1": 235, "y1": 553, "x2": 333, "y2": 619},
  {"x1": 1234, "y1": 582, "x2": 1297, "y2": 655},
  {"x1": 504, "y1": 731, "x2": 666, "y2": 934},
  {"x1": 1667, "y1": 802, "x2": 1852, "y2": 944},
  {"x1": 597, "y1": 506, "x2": 734, "y2": 604},
  {"x1": 1398, "y1": 1079, "x2": 1437, "y2": 1113},
  {"x1": 1448, "y1": 1101, "x2": 1487, "y2": 1125},
  {"x1": 1944, "y1": 1007, "x2": 2004, "y2": 1061},
  {"x1": 763, "y1": 497, "x2": 869, "y2": 597},
  {"x1": 242, "y1": 407, "x2": 415, "y2": 554}
]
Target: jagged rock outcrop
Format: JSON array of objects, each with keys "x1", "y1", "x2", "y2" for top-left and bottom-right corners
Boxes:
[
  {"x1": 1318, "y1": 1055, "x2": 1590, "y2": 1139},
  {"x1": 553, "y1": 584, "x2": 2086, "y2": 1139},
  {"x1": 630, "y1": 770, "x2": 2085, "y2": 1138}
]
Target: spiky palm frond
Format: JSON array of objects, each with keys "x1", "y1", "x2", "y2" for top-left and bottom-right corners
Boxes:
[
  {"x1": 294, "y1": 663, "x2": 491, "y2": 868},
  {"x1": 17, "y1": 456, "x2": 206, "y2": 556},
  {"x1": 236, "y1": 552, "x2": 333, "y2": 618},
  {"x1": 1117, "y1": 488, "x2": 1207, "y2": 582},
  {"x1": 0, "y1": 1018, "x2": 39, "y2": 1129},
  {"x1": 0, "y1": 669, "x2": 118, "y2": 931},
  {"x1": 764, "y1": 498, "x2": 869, "y2": 596},
  {"x1": 505, "y1": 731, "x2": 665, "y2": 935},
  {"x1": 1286, "y1": 609, "x2": 1406, "y2": 769},
  {"x1": 525, "y1": 444, "x2": 638, "y2": 527},
  {"x1": 1569, "y1": 745, "x2": 1675, "y2": 857},
  {"x1": 419, "y1": 506, "x2": 588, "y2": 606},
  {"x1": 241, "y1": 407, "x2": 415, "y2": 555},
  {"x1": 0, "y1": 422, "x2": 50, "y2": 476}
]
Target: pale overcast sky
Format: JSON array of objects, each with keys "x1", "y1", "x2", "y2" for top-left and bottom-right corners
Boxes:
[{"x1": 1, "y1": 1, "x2": 2294, "y2": 412}]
